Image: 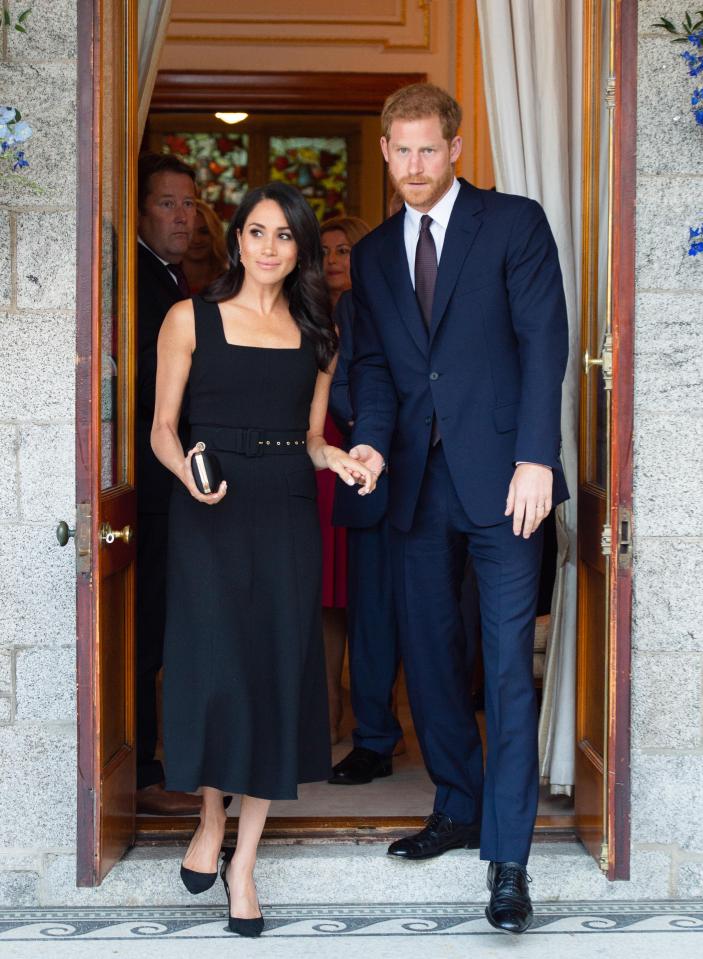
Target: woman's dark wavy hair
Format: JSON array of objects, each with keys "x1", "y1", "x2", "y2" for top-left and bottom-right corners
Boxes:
[{"x1": 203, "y1": 182, "x2": 337, "y2": 370}]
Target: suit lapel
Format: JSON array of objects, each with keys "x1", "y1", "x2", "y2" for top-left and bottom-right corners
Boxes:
[
  {"x1": 138, "y1": 243, "x2": 181, "y2": 306},
  {"x1": 429, "y1": 181, "x2": 485, "y2": 342},
  {"x1": 379, "y1": 211, "x2": 428, "y2": 356}
]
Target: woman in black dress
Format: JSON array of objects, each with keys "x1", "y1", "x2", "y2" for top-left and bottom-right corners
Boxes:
[{"x1": 151, "y1": 183, "x2": 377, "y2": 936}]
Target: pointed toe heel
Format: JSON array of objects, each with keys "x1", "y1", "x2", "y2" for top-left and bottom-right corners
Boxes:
[
  {"x1": 220, "y1": 848, "x2": 265, "y2": 937},
  {"x1": 180, "y1": 864, "x2": 217, "y2": 894},
  {"x1": 229, "y1": 915, "x2": 265, "y2": 937}
]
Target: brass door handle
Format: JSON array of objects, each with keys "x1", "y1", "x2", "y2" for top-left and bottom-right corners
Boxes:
[
  {"x1": 99, "y1": 522, "x2": 133, "y2": 545},
  {"x1": 583, "y1": 348, "x2": 603, "y2": 376}
]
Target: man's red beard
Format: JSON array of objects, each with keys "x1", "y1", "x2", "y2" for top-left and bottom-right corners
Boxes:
[{"x1": 389, "y1": 167, "x2": 454, "y2": 210}]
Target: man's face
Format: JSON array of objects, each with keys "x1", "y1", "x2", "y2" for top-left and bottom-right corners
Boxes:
[
  {"x1": 138, "y1": 171, "x2": 197, "y2": 262},
  {"x1": 381, "y1": 115, "x2": 462, "y2": 213}
]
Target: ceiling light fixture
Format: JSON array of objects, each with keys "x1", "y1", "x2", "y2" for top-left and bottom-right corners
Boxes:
[{"x1": 215, "y1": 112, "x2": 249, "y2": 125}]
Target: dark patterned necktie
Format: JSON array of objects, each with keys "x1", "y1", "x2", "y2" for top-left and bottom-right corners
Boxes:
[
  {"x1": 167, "y1": 262, "x2": 191, "y2": 298},
  {"x1": 414, "y1": 214, "x2": 438, "y2": 329},
  {"x1": 414, "y1": 215, "x2": 441, "y2": 444}
]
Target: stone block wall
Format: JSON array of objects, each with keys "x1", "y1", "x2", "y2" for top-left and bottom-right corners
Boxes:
[
  {"x1": 0, "y1": 1, "x2": 78, "y2": 904},
  {"x1": 632, "y1": 2, "x2": 703, "y2": 896}
]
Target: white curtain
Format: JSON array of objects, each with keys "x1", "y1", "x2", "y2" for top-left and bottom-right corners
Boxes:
[
  {"x1": 138, "y1": 0, "x2": 173, "y2": 142},
  {"x1": 476, "y1": 0, "x2": 583, "y2": 793}
]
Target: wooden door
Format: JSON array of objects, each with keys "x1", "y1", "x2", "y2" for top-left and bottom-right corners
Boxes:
[
  {"x1": 74, "y1": 0, "x2": 138, "y2": 886},
  {"x1": 575, "y1": 0, "x2": 635, "y2": 880}
]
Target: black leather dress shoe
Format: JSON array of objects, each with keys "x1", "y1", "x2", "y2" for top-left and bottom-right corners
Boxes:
[
  {"x1": 328, "y1": 747, "x2": 392, "y2": 785},
  {"x1": 387, "y1": 812, "x2": 480, "y2": 860},
  {"x1": 485, "y1": 861, "x2": 533, "y2": 934}
]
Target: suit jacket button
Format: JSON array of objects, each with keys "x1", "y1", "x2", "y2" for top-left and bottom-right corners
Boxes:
[
  {"x1": 429, "y1": 371, "x2": 439, "y2": 381},
  {"x1": 425, "y1": 416, "x2": 433, "y2": 426}
]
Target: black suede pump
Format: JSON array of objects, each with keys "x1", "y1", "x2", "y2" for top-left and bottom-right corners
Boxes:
[{"x1": 220, "y1": 847, "x2": 264, "y2": 937}]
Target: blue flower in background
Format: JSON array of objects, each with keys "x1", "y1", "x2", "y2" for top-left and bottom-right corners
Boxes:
[
  {"x1": 693, "y1": 87, "x2": 703, "y2": 125},
  {"x1": 681, "y1": 47, "x2": 703, "y2": 76},
  {"x1": 689, "y1": 223, "x2": 703, "y2": 257},
  {"x1": 0, "y1": 104, "x2": 38, "y2": 189}
]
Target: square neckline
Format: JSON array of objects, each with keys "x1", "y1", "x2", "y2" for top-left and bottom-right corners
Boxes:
[{"x1": 214, "y1": 301, "x2": 303, "y2": 351}]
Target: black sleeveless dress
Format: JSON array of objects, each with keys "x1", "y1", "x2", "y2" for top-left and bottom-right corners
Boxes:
[{"x1": 162, "y1": 296, "x2": 331, "y2": 799}]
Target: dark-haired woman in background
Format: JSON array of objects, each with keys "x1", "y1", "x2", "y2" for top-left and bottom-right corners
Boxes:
[{"x1": 151, "y1": 183, "x2": 377, "y2": 936}]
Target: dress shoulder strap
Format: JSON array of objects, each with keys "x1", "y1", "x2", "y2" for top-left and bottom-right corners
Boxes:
[{"x1": 192, "y1": 295, "x2": 223, "y2": 352}]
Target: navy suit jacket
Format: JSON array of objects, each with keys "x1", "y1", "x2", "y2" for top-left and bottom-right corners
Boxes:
[
  {"x1": 329, "y1": 291, "x2": 388, "y2": 528},
  {"x1": 350, "y1": 179, "x2": 569, "y2": 532}
]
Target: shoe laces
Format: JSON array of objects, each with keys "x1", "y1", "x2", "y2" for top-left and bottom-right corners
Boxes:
[
  {"x1": 423, "y1": 812, "x2": 447, "y2": 834},
  {"x1": 494, "y1": 864, "x2": 532, "y2": 900}
]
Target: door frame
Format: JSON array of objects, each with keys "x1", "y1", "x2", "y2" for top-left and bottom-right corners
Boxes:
[
  {"x1": 606, "y1": 0, "x2": 636, "y2": 881},
  {"x1": 74, "y1": 11, "x2": 637, "y2": 874},
  {"x1": 75, "y1": 0, "x2": 139, "y2": 886}
]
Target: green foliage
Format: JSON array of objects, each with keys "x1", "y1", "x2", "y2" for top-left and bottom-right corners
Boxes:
[
  {"x1": 2, "y1": 4, "x2": 31, "y2": 34},
  {"x1": 652, "y1": 10, "x2": 703, "y2": 41}
]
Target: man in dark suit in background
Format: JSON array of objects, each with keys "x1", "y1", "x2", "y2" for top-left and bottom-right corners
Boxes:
[
  {"x1": 326, "y1": 290, "x2": 403, "y2": 782},
  {"x1": 327, "y1": 289, "x2": 482, "y2": 785},
  {"x1": 349, "y1": 84, "x2": 568, "y2": 934},
  {"x1": 135, "y1": 152, "x2": 199, "y2": 815}
]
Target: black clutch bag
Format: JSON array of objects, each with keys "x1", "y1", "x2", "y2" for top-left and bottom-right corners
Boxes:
[{"x1": 191, "y1": 442, "x2": 224, "y2": 495}]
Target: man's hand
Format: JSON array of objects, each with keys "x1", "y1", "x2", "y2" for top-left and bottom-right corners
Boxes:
[
  {"x1": 505, "y1": 463, "x2": 553, "y2": 538},
  {"x1": 349, "y1": 444, "x2": 385, "y2": 496}
]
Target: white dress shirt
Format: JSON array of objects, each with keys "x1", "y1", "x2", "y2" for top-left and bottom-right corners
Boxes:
[{"x1": 403, "y1": 177, "x2": 461, "y2": 288}]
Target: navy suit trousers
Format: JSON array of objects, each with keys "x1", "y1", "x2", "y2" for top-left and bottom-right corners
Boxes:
[
  {"x1": 391, "y1": 445, "x2": 543, "y2": 866},
  {"x1": 347, "y1": 517, "x2": 403, "y2": 754}
]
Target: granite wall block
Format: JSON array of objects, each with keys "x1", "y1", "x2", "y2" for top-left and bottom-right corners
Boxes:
[
  {"x1": 0, "y1": 722, "x2": 76, "y2": 847},
  {"x1": 15, "y1": 647, "x2": 75, "y2": 722},
  {"x1": 0, "y1": 62, "x2": 77, "y2": 209},
  {"x1": 633, "y1": 413, "x2": 703, "y2": 537},
  {"x1": 633, "y1": 538, "x2": 703, "y2": 651},
  {"x1": 0, "y1": 524, "x2": 76, "y2": 648},
  {"x1": 631, "y1": 651, "x2": 702, "y2": 748},
  {"x1": 18, "y1": 423, "x2": 74, "y2": 521},
  {"x1": 635, "y1": 293, "x2": 703, "y2": 414},
  {"x1": 631, "y1": 752, "x2": 703, "y2": 849},
  {"x1": 0, "y1": 314, "x2": 75, "y2": 420},
  {"x1": 6, "y1": 0, "x2": 78, "y2": 61},
  {"x1": 15, "y1": 211, "x2": 76, "y2": 310},
  {"x1": 0, "y1": 424, "x2": 19, "y2": 521},
  {"x1": 0, "y1": 210, "x2": 11, "y2": 307}
]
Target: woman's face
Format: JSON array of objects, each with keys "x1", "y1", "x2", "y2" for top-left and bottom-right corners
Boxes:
[
  {"x1": 185, "y1": 212, "x2": 213, "y2": 262},
  {"x1": 322, "y1": 229, "x2": 352, "y2": 294},
  {"x1": 237, "y1": 199, "x2": 298, "y2": 285}
]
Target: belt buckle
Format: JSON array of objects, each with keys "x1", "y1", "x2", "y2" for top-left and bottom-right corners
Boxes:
[{"x1": 245, "y1": 428, "x2": 264, "y2": 457}]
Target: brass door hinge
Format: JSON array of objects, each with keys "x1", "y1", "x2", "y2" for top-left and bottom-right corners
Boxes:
[
  {"x1": 601, "y1": 522, "x2": 612, "y2": 557},
  {"x1": 617, "y1": 506, "x2": 633, "y2": 570},
  {"x1": 599, "y1": 840, "x2": 609, "y2": 873},
  {"x1": 75, "y1": 502, "x2": 92, "y2": 575}
]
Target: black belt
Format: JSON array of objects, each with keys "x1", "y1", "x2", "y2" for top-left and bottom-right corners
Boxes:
[{"x1": 191, "y1": 425, "x2": 308, "y2": 457}]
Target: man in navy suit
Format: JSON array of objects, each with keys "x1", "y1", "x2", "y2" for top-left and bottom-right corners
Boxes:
[{"x1": 348, "y1": 84, "x2": 568, "y2": 934}]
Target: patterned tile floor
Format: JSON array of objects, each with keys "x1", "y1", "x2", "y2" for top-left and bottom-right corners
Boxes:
[{"x1": 0, "y1": 901, "x2": 701, "y2": 957}]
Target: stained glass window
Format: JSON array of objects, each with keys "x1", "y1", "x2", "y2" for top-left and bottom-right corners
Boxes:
[
  {"x1": 269, "y1": 137, "x2": 347, "y2": 222},
  {"x1": 161, "y1": 132, "x2": 249, "y2": 222}
]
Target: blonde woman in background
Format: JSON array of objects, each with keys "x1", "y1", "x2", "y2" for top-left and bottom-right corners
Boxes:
[{"x1": 182, "y1": 198, "x2": 229, "y2": 294}]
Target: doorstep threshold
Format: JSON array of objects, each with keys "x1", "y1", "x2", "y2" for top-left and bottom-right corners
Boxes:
[{"x1": 136, "y1": 814, "x2": 577, "y2": 845}]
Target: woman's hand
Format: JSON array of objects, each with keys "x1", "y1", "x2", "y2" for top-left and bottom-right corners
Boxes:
[
  {"x1": 180, "y1": 446, "x2": 228, "y2": 505},
  {"x1": 323, "y1": 444, "x2": 378, "y2": 496}
]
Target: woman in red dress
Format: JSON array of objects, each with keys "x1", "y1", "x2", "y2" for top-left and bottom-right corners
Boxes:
[{"x1": 319, "y1": 215, "x2": 370, "y2": 742}]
